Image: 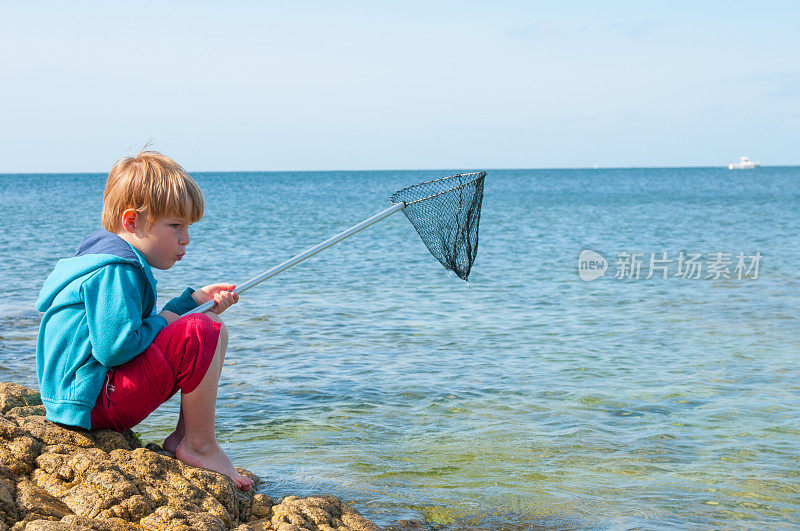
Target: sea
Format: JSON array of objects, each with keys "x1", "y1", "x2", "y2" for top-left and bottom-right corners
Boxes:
[{"x1": 0, "y1": 167, "x2": 798, "y2": 529}]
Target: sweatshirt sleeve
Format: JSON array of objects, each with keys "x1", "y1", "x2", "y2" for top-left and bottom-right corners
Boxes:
[
  {"x1": 81, "y1": 264, "x2": 168, "y2": 368},
  {"x1": 162, "y1": 287, "x2": 199, "y2": 316}
]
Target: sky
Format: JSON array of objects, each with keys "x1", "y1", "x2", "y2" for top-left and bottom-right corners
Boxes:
[{"x1": 1, "y1": 1, "x2": 799, "y2": 172}]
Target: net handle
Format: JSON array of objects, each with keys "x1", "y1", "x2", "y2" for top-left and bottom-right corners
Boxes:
[{"x1": 183, "y1": 202, "x2": 406, "y2": 315}]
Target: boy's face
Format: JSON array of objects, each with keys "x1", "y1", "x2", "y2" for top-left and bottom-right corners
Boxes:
[{"x1": 120, "y1": 212, "x2": 191, "y2": 270}]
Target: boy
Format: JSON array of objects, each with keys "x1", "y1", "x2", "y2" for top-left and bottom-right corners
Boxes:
[{"x1": 35, "y1": 150, "x2": 253, "y2": 491}]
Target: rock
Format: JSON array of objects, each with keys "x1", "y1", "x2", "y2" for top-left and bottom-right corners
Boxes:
[
  {"x1": 15, "y1": 479, "x2": 70, "y2": 520},
  {"x1": 0, "y1": 477, "x2": 18, "y2": 527},
  {"x1": 14, "y1": 416, "x2": 95, "y2": 448},
  {"x1": 139, "y1": 505, "x2": 227, "y2": 530},
  {"x1": 0, "y1": 382, "x2": 381, "y2": 530},
  {"x1": 144, "y1": 443, "x2": 171, "y2": 456},
  {"x1": 250, "y1": 493, "x2": 273, "y2": 518},
  {"x1": 87, "y1": 429, "x2": 141, "y2": 453},
  {"x1": 341, "y1": 508, "x2": 380, "y2": 531},
  {"x1": 0, "y1": 433, "x2": 40, "y2": 481},
  {"x1": 270, "y1": 495, "x2": 379, "y2": 531},
  {"x1": 24, "y1": 515, "x2": 140, "y2": 530},
  {"x1": 0, "y1": 383, "x2": 42, "y2": 415},
  {"x1": 235, "y1": 518, "x2": 271, "y2": 531},
  {"x1": 4, "y1": 405, "x2": 46, "y2": 419}
]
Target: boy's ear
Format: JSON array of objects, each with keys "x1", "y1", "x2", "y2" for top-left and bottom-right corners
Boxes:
[{"x1": 120, "y1": 209, "x2": 140, "y2": 234}]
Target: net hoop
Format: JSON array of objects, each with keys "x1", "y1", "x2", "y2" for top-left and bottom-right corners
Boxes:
[{"x1": 389, "y1": 171, "x2": 486, "y2": 206}]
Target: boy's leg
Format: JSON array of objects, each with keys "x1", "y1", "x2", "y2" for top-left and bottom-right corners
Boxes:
[
  {"x1": 162, "y1": 405, "x2": 185, "y2": 454},
  {"x1": 174, "y1": 313, "x2": 254, "y2": 491},
  {"x1": 163, "y1": 309, "x2": 226, "y2": 453},
  {"x1": 90, "y1": 314, "x2": 219, "y2": 433},
  {"x1": 91, "y1": 312, "x2": 252, "y2": 490},
  {"x1": 164, "y1": 314, "x2": 229, "y2": 453}
]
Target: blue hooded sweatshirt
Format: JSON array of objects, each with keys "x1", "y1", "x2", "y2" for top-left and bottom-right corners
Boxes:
[{"x1": 34, "y1": 230, "x2": 200, "y2": 429}]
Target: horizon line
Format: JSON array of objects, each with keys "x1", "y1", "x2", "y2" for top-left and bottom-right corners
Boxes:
[{"x1": 1, "y1": 164, "x2": 798, "y2": 176}]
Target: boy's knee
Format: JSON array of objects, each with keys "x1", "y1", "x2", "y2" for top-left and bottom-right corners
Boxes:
[
  {"x1": 166, "y1": 313, "x2": 227, "y2": 393},
  {"x1": 203, "y1": 312, "x2": 226, "y2": 333},
  {"x1": 178, "y1": 313, "x2": 226, "y2": 340},
  {"x1": 218, "y1": 320, "x2": 228, "y2": 345},
  {"x1": 203, "y1": 312, "x2": 223, "y2": 324},
  {"x1": 195, "y1": 312, "x2": 227, "y2": 344}
]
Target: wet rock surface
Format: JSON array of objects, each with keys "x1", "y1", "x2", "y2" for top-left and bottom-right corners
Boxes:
[{"x1": 0, "y1": 382, "x2": 379, "y2": 531}]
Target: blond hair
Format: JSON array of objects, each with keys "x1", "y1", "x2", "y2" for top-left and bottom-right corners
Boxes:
[{"x1": 101, "y1": 150, "x2": 204, "y2": 231}]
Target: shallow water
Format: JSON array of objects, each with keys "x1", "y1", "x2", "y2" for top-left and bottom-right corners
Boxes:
[{"x1": 1, "y1": 168, "x2": 799, "y2": 529}]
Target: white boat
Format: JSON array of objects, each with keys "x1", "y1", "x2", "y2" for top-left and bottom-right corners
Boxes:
[{"x1": 728, "y1": 156, "x2": 759, "y2": 170}]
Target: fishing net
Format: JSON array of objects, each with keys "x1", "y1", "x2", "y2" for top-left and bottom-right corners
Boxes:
[{"x1": 390, "y1": 171, "x2": 485, "y2": 281}]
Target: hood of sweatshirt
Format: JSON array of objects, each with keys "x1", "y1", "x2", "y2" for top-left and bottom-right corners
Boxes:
[{"x1": 35, "y1": 230, "x2": 158, "y2": 313}]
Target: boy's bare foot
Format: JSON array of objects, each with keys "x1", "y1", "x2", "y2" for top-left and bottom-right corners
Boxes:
[
  {"x1": 175, "y1": 439, "x2": 254, "y2": 491},
  {"x1": 163, "y1": 431, "x2": 182, "y2": 454}
]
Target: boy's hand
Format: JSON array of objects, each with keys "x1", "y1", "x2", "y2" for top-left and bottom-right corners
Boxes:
[
  {"x1": 192, "y1": 284, "x2": 239, "y2": 314},
  {"x1": 159, "y1": 310, "x2": 180, "y2": 325}
]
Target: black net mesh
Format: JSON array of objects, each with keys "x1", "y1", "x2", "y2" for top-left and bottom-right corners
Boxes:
[{"x1": 389, "y1": 171, "x2": 485, "y2": 281}]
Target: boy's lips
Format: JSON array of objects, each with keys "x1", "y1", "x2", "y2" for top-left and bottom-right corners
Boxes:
[{"x1": 176, "y1": 253, "x2": 185, "y2": 260}]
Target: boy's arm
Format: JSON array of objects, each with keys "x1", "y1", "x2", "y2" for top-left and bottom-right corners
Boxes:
[
  {"x1": 162, "y1": 284, "x2": 239, "y2": 316},
  {"x1": 162, "y1": 287, "x2": 199, "y2": 316},
  {"x1": 81, "y1": 264, "x2": 168, "y2": 368}
]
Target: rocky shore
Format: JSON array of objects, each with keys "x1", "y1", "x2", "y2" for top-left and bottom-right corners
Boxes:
[{"x1": 0, "y1": 382, "x2": 383, "y2": 531}]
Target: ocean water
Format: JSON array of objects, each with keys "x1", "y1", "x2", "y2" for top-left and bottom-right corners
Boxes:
[{"x1": 1, "y1": 167, "x2": 798, "y2": 529}]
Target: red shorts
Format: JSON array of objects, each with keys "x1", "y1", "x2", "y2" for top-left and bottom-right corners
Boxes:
[{"x1": 90, "y1": 313, "x2": 222, "y2": 432}]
